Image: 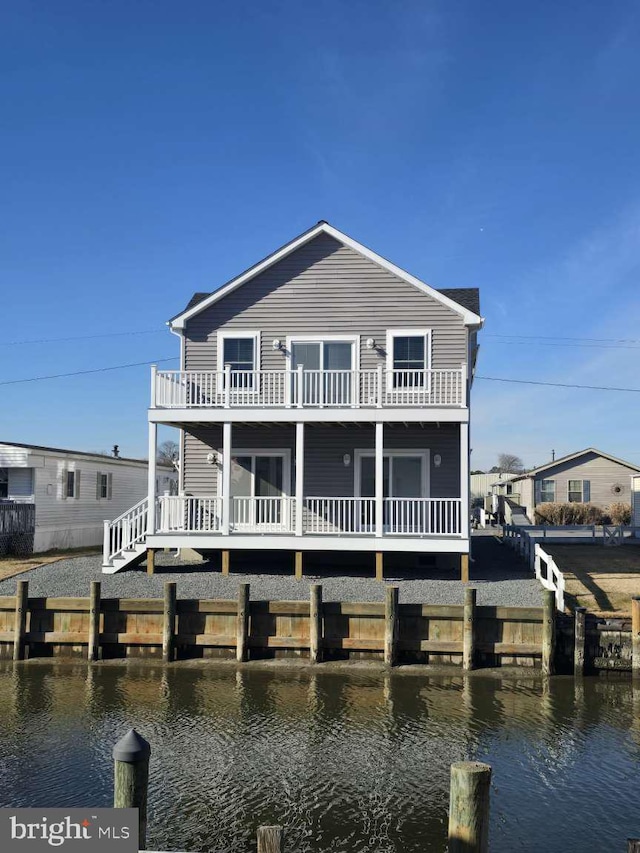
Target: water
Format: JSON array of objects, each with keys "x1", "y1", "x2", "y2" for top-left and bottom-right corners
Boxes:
[{"x1": 0, "y1": 663, "x2": 638, "y2": 852}]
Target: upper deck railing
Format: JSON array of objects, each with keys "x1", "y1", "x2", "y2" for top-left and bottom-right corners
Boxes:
[{"x1": 152, "y1": 365, "x2": 467, "y2": 409}]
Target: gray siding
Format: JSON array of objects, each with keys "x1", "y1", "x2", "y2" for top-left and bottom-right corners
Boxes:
[
  {"x1": 184, "y1": 234, "x2": 467, "y2": 373},
  {"x1": 532, "y1": 452, "x2": 638, "y2": 510},
  {"x1": 183, "y1": 424, "x2": 460, "y2": 498},
  {"x1": 632, "y1": 476, "x2": 640, "y2": 526}
]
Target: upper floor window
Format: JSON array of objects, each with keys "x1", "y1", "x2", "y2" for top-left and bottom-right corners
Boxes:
[
  {"x1": 539, "y1": 479, "x2": 555, "y2": 502},
  {"x1": 386, "y1": 329, "x2": 431, "y2": 389},
  {"x1": 0, "y1": 468, "x2": 7, "y2": 499},
  {"x1": 218, "y1": 331, "x2": 260, "y2": 390}
]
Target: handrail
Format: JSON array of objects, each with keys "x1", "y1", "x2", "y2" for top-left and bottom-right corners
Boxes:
[
  {"x1": 502, "y1": 525, "x2": 565, "y2": 611},
  {"x1": 103, "y1": 498, "x2": 149, "y2": 565}
]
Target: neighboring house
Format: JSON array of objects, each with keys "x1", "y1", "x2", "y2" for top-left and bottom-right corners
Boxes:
[
  {"x1": 0, "y1": 442, "x2": 177, "y2": 552},
  {"x1": 632, "y1": 474, "x2": 640, "y2": 527},
  {"x1": 102, "y1": 221, "x2": 483, "y2": 576},
  {"x1": 470, "y1": 471, "x2": 517, "y2": 502},
  {"x1": 493, "y1": 448, "x2": 640, "y2": 522}
]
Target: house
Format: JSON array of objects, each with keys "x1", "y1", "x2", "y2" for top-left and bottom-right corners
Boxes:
[
  {"x1": 470, "y1": 471, "x2": 518, "y2": 503},
  {"x1": 102, "y1": 221, "x2": 483, "y2": 577},
  {"x1": 0, "y1": 442, "x2": 177, "y2": 552},
  {"x1": 632, "y1": 474, "x2": 640, "y2": 527},
  {"x1": 494, "y1": 448, "x2": 640, "y2": 523}
]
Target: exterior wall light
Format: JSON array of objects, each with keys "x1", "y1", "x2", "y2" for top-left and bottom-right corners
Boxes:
[
  {"x1": 272, "y1": 339, "x2": 282, "y2": 351},
  {"x1": 206, "y1": 452, "x2": 217, "y2": 465},
  {"x1": 343, "y1": 453, "x2": 351, "y2": 467},
  {"x1": 365, "y1": 338, "x2": 376, "y2": 350},
  {"x1": 433, "y1": 454, "x2": 442, "y2": 467}
]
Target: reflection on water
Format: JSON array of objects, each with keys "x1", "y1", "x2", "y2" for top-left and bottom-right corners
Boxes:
[{"x1": 0, "y1": 663, "x2": 638, "y2": 852}]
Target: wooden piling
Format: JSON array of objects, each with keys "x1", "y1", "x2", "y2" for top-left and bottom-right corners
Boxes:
[
  {"x1": 632, "y1": 597, "x2": 640, "y2": 679},
  {"x1": 257, "y1": 826, "x2": 284, "y2": 853},
  {"x1": 146, "y1": 548, "x2": 155, "y2": 576},
  {"x1": 221, "y1": 549, "x2": 230, "y2": 576},
  {"x1": 384, "y1": 585, "x2": 399, "y2": 666},
  {"x1": 113, "y1": 729, "x2": 151, "y2": 851},
  {"x1": 162, "y1": 582, "x2": 176, "y2": 663},
  {"x1": 574, "y1": 606, "x2": 587, "y2": 677},
  {"x1": 310, "y1": 584, "x2": 322, "y2": 663},
  {"x1": 448, "y1": 761, "x2": 491, "y2": 853},
  {"x1": 463, "y1": 587, "x2": 476, "y2": 671},
  {"x1": 237, "y1": 583, "x2": 250, "y2": 663},
  {"x1": 542, "y1": 589, "x2": 556, "y2": 676},
  {"x1": 461, "y1": 554, "x2": 470, "y2": 583},
  {"x1": 375, "y1": 551, "x2": 384, "y2": 582},
  {"x1": 13, "y1": 580, "x2": 28, "y2": 662},
  {"x1": 294, "y1": 551, "x2": 303, "y2": 580},
  {"x1": 88, "y1": 581, "x2": 101, "y2": 662},
  {"x1": 627, "y1": 839, "x2": 640, "y2": 852}
]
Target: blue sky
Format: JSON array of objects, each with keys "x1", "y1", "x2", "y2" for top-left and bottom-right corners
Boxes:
[{"x1": 2, "y1": 0, "x2": 640, "y2": 470}]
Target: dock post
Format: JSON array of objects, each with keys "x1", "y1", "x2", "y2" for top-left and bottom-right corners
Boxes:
[
  {"x1": 460, "y1": 554, "x2": 470, "y2": 583},
  {"x1": 13, "y1": 580, "x2": 28, "y2": 662},
  {"x1": 310, "y1": 584, "x2": 322, "y2": 663},
  {"x1": 463, "y1": 587, "x2": 476, "y2": 671},
  {"x1": 542, "y1": 589, "x2": 556, "y2": 676},
  {"x1": 384, "y1": 585, "x2": 399, "y2": 666},
  {"x1": 257, "y1": 826, "x2": 284, "y2": 853},
  {"x1": 632, "y1": 597, "x2": 640, "y2": 679},
  {"x1": 448, "y1": 761, "x2": 491, "y2": 853},
  {"x1": 221, "y1": 549, "x2": 230, "y2": 576},
  {"x1": 375, "y1": 551, "x2": 384, "y2": 582},
  {"x1": 574, "y1": 606, "x2": 587, "y2": 677},
  {"x1": 146, "y1": 548, "x2": 155, "y2": 576},
  {"x1": 113, "y1": 729, "x2": 151, "y2": 851},
  {"x1": 237, "y1": 583, "x2": 250, "y2": 663},
  {"x1": 294, "y1": 551, "x2": 303, "y2": 580},
  {"x1": 162, "y1": 582, "x2": 177, "y2": 663},
  {"x1": 88, "y1": 581, "x2": 101, "y2": 662}
]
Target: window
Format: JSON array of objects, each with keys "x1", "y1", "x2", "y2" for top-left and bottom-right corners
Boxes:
[
  {"x1": 61, "y1": 469, "x2": 80, "y2": 500},
  {"x1": 540, "y1": 479, "x2": 555, "y2": 502},
  {"x1": 66, "y1": 471, "x2": 76, "y2": 498},
  {"x1": 386, "y1": 329, "x2": 431, "y2": 389},
  {"x1": 568, "y1": 480, "x2": 590, "y2": 502},
  {"x1": 0, "y1": 468, "x2": 7, "y2": 499},
  {"x1": 97, "y1": 472, "x2": 112, "y2": 500},
  {"x1": 218, "y1": 332, "x2": 260, "y2": 390}
]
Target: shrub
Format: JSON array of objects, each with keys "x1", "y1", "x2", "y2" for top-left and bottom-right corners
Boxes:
[
  {"x1": 534, "y1": 502, "x2": 603, "y2": 525},
  {"x1": 608, "y1": 501, "x2": 631, "y2": 525}
]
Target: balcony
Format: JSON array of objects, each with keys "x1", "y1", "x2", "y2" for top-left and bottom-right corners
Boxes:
[
  {"x1": 156, "y1": 495, "x2": 463, "y2": 537},
  {"x1": 152, "y1": 366, "x2": 466, "y2": 410}
]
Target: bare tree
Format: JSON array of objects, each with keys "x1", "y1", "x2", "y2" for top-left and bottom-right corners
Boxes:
[
  {"x1": 497, "y1": 453, "x2": 524, "y2": 473},
  {"x1": 157, "y1": 439, "x2": 179, "y2": 471}
]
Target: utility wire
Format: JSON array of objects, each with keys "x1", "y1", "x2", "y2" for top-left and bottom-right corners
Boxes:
[
  {"x1": 0, "y1": 357, "x2": 178, "y2": 386},
  {"x1": 475, "y1": 375, "x2": 640, "y2": 393},
  {"x1": 1, "y1": 328, "x2": 167, "y2": 346},
  {"x1": 490, "y1": 340, "x2": 640, "y2": 350},
  {"x1": 485, "y1": 333, "x2": 640, "y2": 345}
]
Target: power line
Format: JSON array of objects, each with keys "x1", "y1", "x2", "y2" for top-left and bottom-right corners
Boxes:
[
  {"x1": 1, "y1": 328, "x2": 167, "y2": 346},
  {"x1": 475, "y1": 375, "x2": 640, "y2": 393},
  {"x1": 0, "y1": 357, "x2": 178, "y2": 386},
  {"x1": 485, "y1": 333, "x2": 640, "y2": 344},
  {"x1": 490, "y1": 340, "x2": 640, "y2": 351}
]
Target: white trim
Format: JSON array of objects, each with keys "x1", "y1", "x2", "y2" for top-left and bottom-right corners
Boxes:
[
  {"x1": 169, "y1": 222, "x2": 484, "y2": 328},
  {"x1": 149, "y1": 407, "x2": 470, "y2": 425},
  {"x1": 148, "y1": 533, "x2": 469, "y2": 553},
  {"x1": 354, "y1": 448, "x2": 430, "y2": 499},
  {"x1": 216, "y1": 448, "x2": 292, "y2": 498},
  {"x1": 295, "y1": 423, "x2": 304, "y2": 537},
  {"x1": 217, "y1": 330, "x2": 261, "y2": 373},
  {"x1": 147, "y1": 422, "x2": 157, "y2": 534}
]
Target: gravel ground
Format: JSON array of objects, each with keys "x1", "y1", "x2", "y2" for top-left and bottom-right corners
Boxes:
[{"x1": 0, "y1": 553, "x2": 544, "y2": 606}]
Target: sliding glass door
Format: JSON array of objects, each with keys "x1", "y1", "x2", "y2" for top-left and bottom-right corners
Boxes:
[
  {"x1": 230, "y1": 454, "x2": 287, "y2": 528},
  {"x1": 290, "y1": 340, "x2": 354, "y2": 405}
]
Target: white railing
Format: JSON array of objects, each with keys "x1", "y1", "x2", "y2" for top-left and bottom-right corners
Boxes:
[
  {"x1": 384, "y1": 498, "x2": 462, "y2": 535},
  {"x1": 304, "y1": 497, "x2": 376, "y2": 534},
  {"x1": 231, "y1": 496, "x2": 295, "y2": 533},
  {"x1": 502, "y1": 525, "x2": 565, "y2": 611},
  {"x1": 103, "y1": 497, "x2": 148, "y2": 564},
  {"x1": 153, "y1": 366, "x2": 466, "y2": 409},
  {"x1": 158, "y1": 495, "x2": 223, "y2": 532}
]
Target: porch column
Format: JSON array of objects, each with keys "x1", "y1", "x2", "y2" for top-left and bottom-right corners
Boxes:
[
  {"x1": 460, "y1": 421, "x2": 470, "y2": 539},
  {"x1": 295, "y1": 422, "x2": 304, "y2": 536},
  {"x1": 147, "y1": 421, "x2": 157, "y2": 534},
  {"x1": 375, "y1": 422, "x2": 384, "y2": 538},
  {"x1": 222, "y1": 422, "x2": 232, "y2": 536}
]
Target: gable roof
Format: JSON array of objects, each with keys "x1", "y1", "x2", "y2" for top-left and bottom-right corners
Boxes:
[
  {"x1": 169, "y1": 221, "x2": 484, "y2": 329},
  {"x1": 512, "y1": 447, "x2": 640, "y2": 480}
]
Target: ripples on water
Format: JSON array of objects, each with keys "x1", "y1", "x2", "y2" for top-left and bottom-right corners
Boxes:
[{"x1": 0, "y1": 664, "x2": 638, "y2": 852}]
